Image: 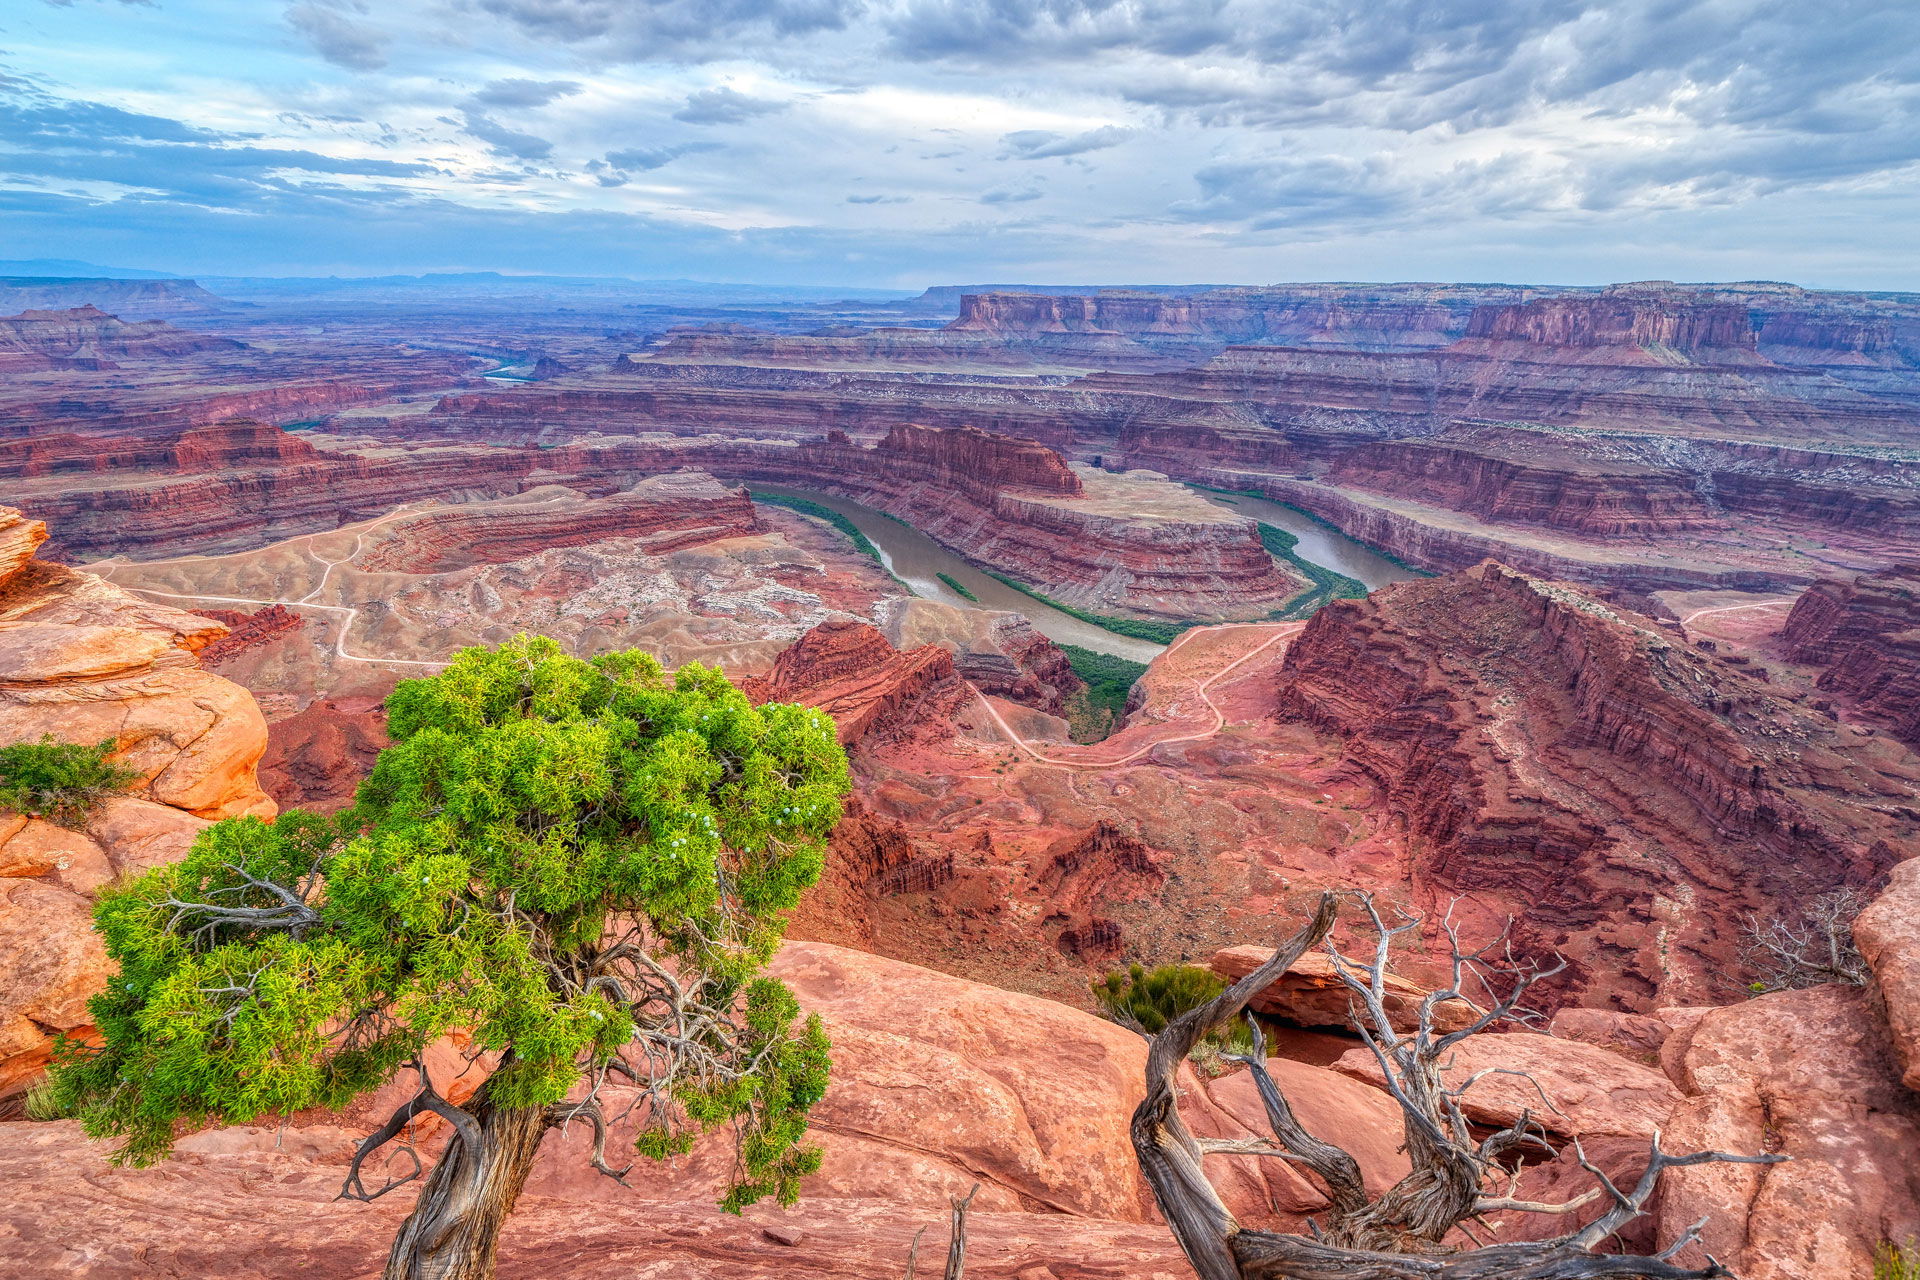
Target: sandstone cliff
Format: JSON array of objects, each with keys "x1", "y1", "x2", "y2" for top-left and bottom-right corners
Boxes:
[
  {"x1": 1271, "y1": 562, "x2": 1911, "y2": 1008},
  {"x1": 739, "y1": 617, "x2": 969, "y2": 749},
  {"x1": 1458, "y1": 291, "x2": 1763, "y2": 363},
  {"x1": 0, "y1": 507, "x2": 273, "y2": 1108},
  {"x1": 1782, "y1": 563, "x2": 1920, "y2": 749}
]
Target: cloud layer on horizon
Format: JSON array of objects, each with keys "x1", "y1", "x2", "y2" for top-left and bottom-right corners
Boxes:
[{"x1": 0, "y1": 0, "x2": 1915, "y2": 286}]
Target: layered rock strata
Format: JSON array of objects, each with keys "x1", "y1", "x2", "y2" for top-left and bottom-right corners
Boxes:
[
  {"x1": 740, "y1": 617, "x2": 970, "y2": 749},
  {"x1": 1781, "y1": 563, "x2": 1920, "y2": 748},
  {"x1": 0, "y1": 507, "x2": 273, "y2": 1107},
  {"x1": 0, "y1": 276, "x2": 229, "y2": 319},
  {"x1": 1271, "y1": 562, "x2": 1912, "y2": 1008},
  {"x1": 726, "y1": 425, "x2": 1301, "y2": 620},
  {"x1": 355, "y1": 471, "x2": 759, "y2": 573},
  {"x1": 0, "y1": 306, "x2": 241, "y2": 372}
]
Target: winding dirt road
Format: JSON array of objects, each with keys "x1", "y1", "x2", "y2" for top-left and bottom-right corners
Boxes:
[
  {"x1": 1679, "y1": 598, "x2": 1796, "y2": 628},
  {"x1": 972, "y1": 621, "x2": 1304, "y2": 769},
  {"x1": 92, "y1": 509, "x2": 446, "y2": 669}
]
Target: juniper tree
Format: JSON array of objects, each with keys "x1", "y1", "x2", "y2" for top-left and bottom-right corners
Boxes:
[{"x1": 49, "y1": 637, "x2": 852, "y2": 1280}]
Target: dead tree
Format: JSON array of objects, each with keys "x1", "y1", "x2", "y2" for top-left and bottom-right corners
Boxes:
[
  {"x1": 1737, "y1": 886, "x2": 1872, "y2": 993},
  {"x1": 1131, "y1": 892, "x2": 1785, "y2": 1280},
  {"x1": 903, "y1": 1183, "x2": 978, "y2": 1280}
]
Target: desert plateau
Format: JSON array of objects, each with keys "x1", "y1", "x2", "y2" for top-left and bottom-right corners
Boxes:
[{"x1": 2, "y1": 3, "x2": 1919, "y2": 1279}]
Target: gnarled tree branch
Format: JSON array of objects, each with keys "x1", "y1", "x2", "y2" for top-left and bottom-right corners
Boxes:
[{"x1": 1130, "y1": 892, "x2": 1789, "y2": 1280}]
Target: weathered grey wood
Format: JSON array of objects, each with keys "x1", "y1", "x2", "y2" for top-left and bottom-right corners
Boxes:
[{"x1": 1129, "y1": 892, "x2": 1786, "y2": 1280}]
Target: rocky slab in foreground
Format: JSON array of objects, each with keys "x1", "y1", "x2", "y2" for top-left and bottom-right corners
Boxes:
[
  {"x1": 0, "y1": 508, "x2": 276, "y2": 1108},
  {"x1": 1659, "y1": 982, "x2": 1920, "y2": 1280},
  {"x1": 0, "y1": 940, "x2": 1419, "y2": 1276}
]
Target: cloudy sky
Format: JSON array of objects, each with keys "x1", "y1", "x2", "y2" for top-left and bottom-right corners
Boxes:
[{"x1": 2, "y1": 0, "x2": 1917, "y2": 288}]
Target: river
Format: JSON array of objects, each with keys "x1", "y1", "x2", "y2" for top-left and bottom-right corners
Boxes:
[
  {"x1": 753, "y1": 484, "x2": 1417, "y2": 663},
  {"x1": 1183, "y1": 487, "x2": 1423, "y2": 591}
]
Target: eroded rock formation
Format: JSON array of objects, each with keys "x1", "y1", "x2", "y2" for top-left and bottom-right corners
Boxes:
[
  {"x1": 0, "y1": 507, "x2": 273, "y2": 1107},
  {"x1": 740, "y1": 617, "x2": 969, "y2": 749},
  {"x1": 1271, "y1": 562, "x2": 1911, "y2": 1008},
  {"x1": 1782, "y1": 563, "x2": 1920, "y2": 748},
  {"x1": 356, "y1": 472, "x2": 759, "y2": 573}
]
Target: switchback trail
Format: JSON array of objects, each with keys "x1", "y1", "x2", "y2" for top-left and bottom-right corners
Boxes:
[
  {"x1": 90, "y1": 508, "x2": 447, "y2": 669},
  {"x1": 972, "y1": 621, "x2": 1304, "y2": 770}
]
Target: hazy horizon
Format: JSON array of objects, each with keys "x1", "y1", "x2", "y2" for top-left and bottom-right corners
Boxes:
[{"x1": 3, "y1": 1, "x2": 1917, "y2": 290}]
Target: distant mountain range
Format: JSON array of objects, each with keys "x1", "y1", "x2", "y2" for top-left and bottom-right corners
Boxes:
[{"x1": 0, "y1": 259, "x2": 183, "y2": 280}]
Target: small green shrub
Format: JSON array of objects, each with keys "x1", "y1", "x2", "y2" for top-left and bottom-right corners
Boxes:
[
  {"x1": 1058, "y1": 644, "x2": 1147, "y2": 742},
  {"x1": 1093, "y1": 962, "x2": 1254, "y2": 1053},
  {"x1": 1877, "y1": 1239, "x2": 1919, "y2": 1280},
  {"x1": 0, "y1": 736, "x2": 140, "y2": 827},
  {"x1": 983, "y1": 573, "x2": 1194, "y2": 644},
  {"x1": 935, "y1": 572, "x2": 979, "y2": 602},
  {"x1": 22, "y1": 1076, "x2": 70, "y2": 1121}
]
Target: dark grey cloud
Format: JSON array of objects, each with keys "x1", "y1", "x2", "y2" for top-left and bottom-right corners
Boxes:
[
  {"x1": 469, "y1": 78, "x2": 583, "y2": 108},
  {"x1": 672, "y1": 87, "x2": 787, "y2": 125},
  {"x1": 285, "y1": 0, "x2": 390, "y2": 71},
  {"x1": 469, "y1": 0, "x2": 862, "y2": 59},
  {"x1": 999, "y1": 125, "x2": 1131, "y2": 159},
  {"x1": 459, "y1": 110, "x2": 553, "y2": 159},
  {"x1": 1173, "y1": 154, "x2": 1415, "y2": 229},
  {"x1": 0, "y1": 79, "x2": 432, "y2": 205},
  {"x1": 602, "y1": 143, "x2": 717, "y2": 171},
  {"x1": 891, "y1": 0, "x2": 1920, "y2": 143}
]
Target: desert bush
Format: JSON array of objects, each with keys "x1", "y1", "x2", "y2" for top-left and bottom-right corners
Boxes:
[
  {"x1": 1739, "y1": 885, "x2": 1873, "y2": 994},
  {"x1": 1879, "y1": 1239, "x2": 1920, "y2": 1280},
  {"x1": 0, "y1": 735, "x2": 140, "y2": 827},
  {"x1": 1093, "y1": 962, "x2": 1254, "y2": 1053}
]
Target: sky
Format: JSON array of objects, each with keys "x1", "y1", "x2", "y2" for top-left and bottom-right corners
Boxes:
[{"x1": 1, "y1": 0, "x2": 1917, "y2": 289}]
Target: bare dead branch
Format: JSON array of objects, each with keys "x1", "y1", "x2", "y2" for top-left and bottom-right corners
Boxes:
[
  {"x1": 546, "y1": 1100, "x2": 634, "y2": 1185},
  {"x1": 1225, "y1": 1015, "x2": 1369, "y2": 1217},
  {"x1": 339, "y1": 1060, "x2": 482, "y2": 1203},
  {"x1": 944, "y1": 1183, "x2": 979, "y2": 1280},
  {"x1": 1132, "y1": 891, "x2": 1789, "y2": 1280},
  {"x1": 1130, "y1": 892, "x2": 1340, "y2": 1280}
]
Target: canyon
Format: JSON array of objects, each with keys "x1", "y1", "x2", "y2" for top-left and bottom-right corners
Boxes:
[{"x1": 3, "y1": 270, "x2": 1919, "y2": 1278}]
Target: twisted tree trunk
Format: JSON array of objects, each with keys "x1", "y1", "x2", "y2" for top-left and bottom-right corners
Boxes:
[
  {"x1": 381, "y1": 1089, "x2": 549, "y2": 1280},
  {"x1": 1129, "y1": 892, "x2": 1782, "y2": 1280}
]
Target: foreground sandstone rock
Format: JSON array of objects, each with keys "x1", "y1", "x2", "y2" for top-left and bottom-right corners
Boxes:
[
  {"x1": 1331, "y1": 1031, "x2": 1682, "y2": 1141},
  {"x1": 0, "y1": 940, "x2": 1415, "y2": 1276},
  {"x1": 1659, "y1": 982, "x2": 1920, "y2": 1279},
  {"x1": 1272, "y1": 561, "x2": 1912, "y2": 1008},
  {"x1": 1211, "y1": 944, "x2": 1479, "y2": 1034},
  {"x1": 1856, "y1": 858, "x2": 1920, "y2": 1090},
  {"x1": 0, "y1": 507, "x2": 273, "y2": 1108}
]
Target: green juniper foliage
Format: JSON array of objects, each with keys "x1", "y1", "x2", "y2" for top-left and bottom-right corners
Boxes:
[
  {"x1": 1879, "y1": 1240, "x2": 1920, "y2": 1280},
  {"x1": 1093, "y1": 962, "x2": 1255, "y2": 1053},
  {"x1": 0, "y1": 735, "x2": 141, "y2": 828},
  {"x1": 50, "y1": 637, "x2": 850, "y2": 1213},
  {"x1": 1057, "y1": 644, "x2": 1147, "y2": 742}
]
